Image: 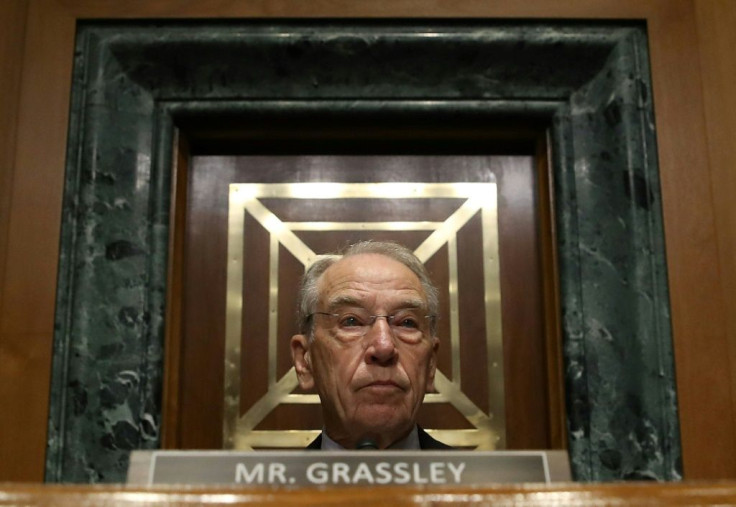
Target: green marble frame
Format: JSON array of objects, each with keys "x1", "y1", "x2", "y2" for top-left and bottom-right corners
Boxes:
[{"x1": 47, "y1": 21, "x2": 679, "y2": 482}]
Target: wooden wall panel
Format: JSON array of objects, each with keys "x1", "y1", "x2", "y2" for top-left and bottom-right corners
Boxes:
[
  {"x1": 0, "y1": 0, "x2": 75, "y2": 481},
  {"x1": 0, "y1": 0, "x2": 33, "y2": 482},
  {"x1": 2, "y1": 0, "x2": 75, "y2": 336},
  {"x1": 644, "y1": 0, "x2": 736, "y2": 479},
  {"x1": 694, "y1": 0, "x2": 736, "y2": 476},
  {"x1": 1, "y1": 0, "x2": 735, "y2": 481},
  {"x1": 0, "y1": 0, "x2": 27, "y2": 324}
]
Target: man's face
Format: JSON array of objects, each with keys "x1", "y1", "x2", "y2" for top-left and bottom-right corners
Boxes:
[{"x1": 291, "y1": 253, "x2": 439, "y2": 449}]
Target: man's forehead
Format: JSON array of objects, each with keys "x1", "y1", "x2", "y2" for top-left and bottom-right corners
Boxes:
[{"x1": 317, "y1": 253, "x2": 426, "y2": 301}]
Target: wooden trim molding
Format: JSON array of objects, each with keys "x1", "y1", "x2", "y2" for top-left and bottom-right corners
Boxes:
[
  {"x1": 2, "y1": 482, "x2": 736, "y2": 505},
  {"x1": 160, "y1": 132, "x2": 190, "y2": 450},
  {"x1": 538, "y1": 133, "x2": 566, "y2": 451}
]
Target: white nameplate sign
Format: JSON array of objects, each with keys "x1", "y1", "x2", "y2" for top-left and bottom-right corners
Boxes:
[{"x1": 127, "y1": 450, "x2": 570, "y2": 485}]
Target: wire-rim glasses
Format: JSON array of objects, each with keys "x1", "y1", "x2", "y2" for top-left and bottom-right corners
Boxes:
[{"x1": 309, "y1": 308, "x2": 434, "y2": 342}]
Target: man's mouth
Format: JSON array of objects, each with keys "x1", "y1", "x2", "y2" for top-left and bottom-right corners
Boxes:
[{"x1": 362, "y1": 380, "x2": 403, "y2": 391}]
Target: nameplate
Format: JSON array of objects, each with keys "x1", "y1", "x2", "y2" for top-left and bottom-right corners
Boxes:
[{"x1": 127, "y1": 450, "x2": 570, "y2": 486}]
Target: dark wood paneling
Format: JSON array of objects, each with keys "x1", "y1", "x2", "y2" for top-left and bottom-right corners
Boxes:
[
  {"x1": 537, "y1": 135, "x2": 566, "y2": 449},
  {"x1": 0, "y1": 0, "x2": 28, "y2": 330},
  {"x1": 161, "y1": 133, "x2": 190, "y2": 449},
  {"x1": 172, "y1": 155, "x2": 558, "y2": 450},
  {"x1": 495, "y1": 156, "x2": 554, "y2": 449},
  {"x1": 0, "y1": 0, "x2": 30, "y2": 481}
]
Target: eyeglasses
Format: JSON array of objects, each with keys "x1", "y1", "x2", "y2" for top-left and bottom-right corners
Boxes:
[{"x1": 309, "y1": 308, "x2": 434, "y2": 342}]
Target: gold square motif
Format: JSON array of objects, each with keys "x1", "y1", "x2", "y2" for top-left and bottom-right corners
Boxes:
[{"x1": 224, "y1": 182, "x2": 504, "y2": 450}]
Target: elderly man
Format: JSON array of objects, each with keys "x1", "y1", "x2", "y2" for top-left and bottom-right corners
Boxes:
[{"x1": 290, "y1": 240, "x2": 451, "y2": 450}]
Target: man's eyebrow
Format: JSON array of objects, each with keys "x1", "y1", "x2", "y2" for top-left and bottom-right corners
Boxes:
[
  {"x1": 325, "y1": 295, "x2": 362, "y2": 310},
  {"x1": 395, "y1": 299, "x2": 426, "y2": 311},
  {"x1": 325, "y1": 296, "x2": 427, "y2": 312}
]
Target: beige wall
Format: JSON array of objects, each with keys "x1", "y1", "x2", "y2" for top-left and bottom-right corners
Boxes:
[{"x1": 1, "y1": 0, "x2": 735, "y2": 481}]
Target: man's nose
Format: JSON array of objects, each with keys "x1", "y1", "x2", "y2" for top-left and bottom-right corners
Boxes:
[{"x1": 364, "y1": 317, "x2": 397, "y2": 365}]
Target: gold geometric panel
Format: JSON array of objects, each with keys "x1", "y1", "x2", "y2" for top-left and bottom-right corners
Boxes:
[{"x1": 224, "y1": 182, "x2": 504, "y2": 450}]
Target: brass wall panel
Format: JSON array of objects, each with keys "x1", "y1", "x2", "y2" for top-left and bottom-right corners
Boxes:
[{"x1": 225, "y1": 182, "x2": 503, "y2": 450}]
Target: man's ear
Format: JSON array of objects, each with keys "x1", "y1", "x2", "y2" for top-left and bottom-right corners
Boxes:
[
  {"x1": 291, "y1": 334, "x2": 314, "y2": 390},
  {"x1": 425, "y1": 336, "x2": 440, "y2": 393}
]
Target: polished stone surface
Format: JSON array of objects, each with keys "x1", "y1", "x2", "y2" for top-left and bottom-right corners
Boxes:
[
  {"x1": 48, "y1": 21, "x2": 679, "y2": 482},
  {"x1": 551, "y1": 30, "x2": 678, "y2": 481}
]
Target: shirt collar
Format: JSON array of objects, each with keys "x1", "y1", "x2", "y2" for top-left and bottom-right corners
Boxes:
[{"x1": 320, "y1": 426, "x2": 420, "y2": 450}]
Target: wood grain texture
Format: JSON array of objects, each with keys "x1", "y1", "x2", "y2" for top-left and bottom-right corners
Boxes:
[
  {"x1": 0, "y1": 332, "x2": 54, "y2": 481},
  {"x1": 0, "y1": 0, "x2": 35, "y2": 483},
  {"x1": 645, "y1": 0, "x2": 736, "y2": 479},
  {"x1": 694, "y1": 0, "x2": 736, "y2": 477},
  {"x1": 2, "y1": 0, "x2": 734, "y2": 481},
  {"x1": 52, "y1": 0, "x2": 666, "y2": 19},
  {"x1": 538, "y1": 135, "x2": 566, "y2": 450},
  {"x1": 1, "y1": 0, "x2": 74, "y2": 334},
  {"x1": 160, "y1": 134, "x2": 190, "y2": 449},
  {"x1": 0, "y1": 0, "x2": 27, "y2": 336},
  {"x1": 0, "y1": 5, "x2": 29, "y2": 478},
  {"x1": 0, "y1": 0, "x2": 75, "y2": 482},
  {"x1": 1, "y1": 482, "x2": 736, "y2": 505}
]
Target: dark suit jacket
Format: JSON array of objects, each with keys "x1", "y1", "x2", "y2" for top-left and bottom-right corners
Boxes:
[{"x1": 306, "y1": 426, "x2": 452, "y2": 450}]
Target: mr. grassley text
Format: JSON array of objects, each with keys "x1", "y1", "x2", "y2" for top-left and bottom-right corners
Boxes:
[{"x1": 235, "y1": 461, "x2": 467, "y2": 485}]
